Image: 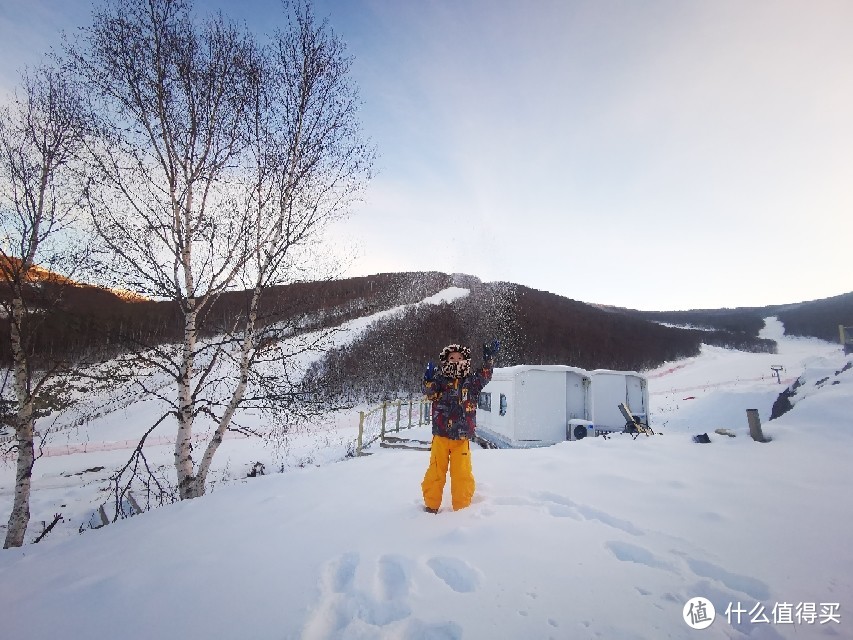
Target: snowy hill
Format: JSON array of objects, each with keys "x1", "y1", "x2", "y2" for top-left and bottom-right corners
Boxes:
[{"x1": 0, "y1": 308, "x2": 851, "y2": 638}]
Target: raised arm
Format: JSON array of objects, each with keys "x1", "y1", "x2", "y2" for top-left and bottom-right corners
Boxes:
[{"x1": 423, "y1": 360, "x2": 443, "y2": 399}]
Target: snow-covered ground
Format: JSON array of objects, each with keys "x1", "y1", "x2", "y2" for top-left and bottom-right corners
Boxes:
[{"x1": 0, "y1": 312, "x2": 851, "y2": 639}]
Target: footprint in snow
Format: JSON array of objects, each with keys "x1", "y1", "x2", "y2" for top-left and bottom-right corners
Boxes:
[
  {"x1": 427, "y1": 556, "x2": 480, "y2": 593},
  {"x1": 534, "y1": 492, "x2": 643, "y2": 533},
  {"x1": 686, "y1": 557, "x2": 771, "y2": 601},
  {"x1": 302, "y1": 553, "x2": 410, "y2": 639},
  {"x1": 575, "y1": 504, "x2": 644, "y2": 536},
  {"x1": 492, "y1": 495, "x2": 537, "y2": 507},
  {"x1": 377, "y1": 554, "x2": 409, "y2": 601},
  {"x1": 605, "y1": 540, "x2": 675, "y2": 572},
  {"x1": 329, "y1": 551, "x2": 358, "y2": 593},
  {"x1": 303, "y1": 553, "x2": 468, "y2": 639}
]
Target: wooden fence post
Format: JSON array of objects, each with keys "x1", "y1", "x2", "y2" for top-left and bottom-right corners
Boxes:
[
  {"x1": 357, "y1": 410, "x2": 365, "y2": 456},
  {"x1": 395, "y1": 401, "x2": 402, "y2": 432},
  {"x1": 407, "y1": 397, "x2": 414, "y2": 428},
  {"x1": 126, "y1": 492, "x2": 143, "y2": 515},
  {"x1": 380, "y1": 402, "x2": 387, "y2": 442},
  {"x1": 746, "y1": 409, "x2": 772, "y2": 443}
]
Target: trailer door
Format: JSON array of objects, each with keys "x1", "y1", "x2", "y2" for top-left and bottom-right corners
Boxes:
[
  {"x1": 565, "y1": 372, "x2": 589, "y2": 421},
  {"x1": 626, "y1": 376, "x2": 646, "y2": 418},
  {"x1": 517, "y1": 370, "x2": 565, "y2": 443}
]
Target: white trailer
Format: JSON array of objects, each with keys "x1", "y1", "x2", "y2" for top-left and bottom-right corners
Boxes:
[
  {"x1": 588, "y1": 369, "x2": 650, "y2": 432},
  {"x1": 475, "y1": 365, "x2": 592, "y2": 448}
]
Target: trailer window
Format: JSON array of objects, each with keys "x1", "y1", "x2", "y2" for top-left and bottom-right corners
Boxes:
[
  {"x1": 499, "y1": 394, "x2": 507, "y2": 416},
  {"x1": 478, "y1": 392, "x2": 491, "y2": 411}
]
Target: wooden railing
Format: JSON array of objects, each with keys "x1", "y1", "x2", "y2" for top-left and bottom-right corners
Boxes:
[{"x1": 355, "y1": 397, "x2": 431, "y2": 455}]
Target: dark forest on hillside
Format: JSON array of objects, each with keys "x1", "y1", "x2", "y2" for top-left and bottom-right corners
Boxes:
[
  {"x1": 7, "y1": 270, "x2": 848, "y2": 405},
  {"x1": 0, "y1": 272, "x2": 453, "y2": 366},
  {"x1": 772, "y1": 292, "x2": 853, "y2": 342},
  {"x1": 623, "y1": 308, "x2": 769, "y2": 336},
  {"x1": 302, "y1": 282, "x2": 776, "y2": 402},
  {"x1": 625, "y1": 291, "x2": 853, "y2": 346}
]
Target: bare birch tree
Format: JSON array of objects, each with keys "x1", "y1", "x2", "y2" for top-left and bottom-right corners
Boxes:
[
  {"x1": 71, "y1": 0, "x2": 372, "y2": 500},
  {"x1": 186, "y1": 3, "x2": 374, "y2": 496},
  {"x1": 0, "y1": 66, "x2": 89, "y2": 547}
]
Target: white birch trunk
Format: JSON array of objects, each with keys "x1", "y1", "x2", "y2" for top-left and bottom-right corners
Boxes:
[
  {"x1": 193, "y1": 288, "x2": 261, "y2": 492},
  {"x1": 4, "y1": 298, "x2": 36, "y2": 548},
  {"x1": 175, "y1": 305, "x2": 198, "y2": 499},
  {"x1": 175, "y1": 184, "x2": 199, "y2": 499}
]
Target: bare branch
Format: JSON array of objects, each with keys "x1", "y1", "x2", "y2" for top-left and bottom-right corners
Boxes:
[{"x1": 31, "y1": 513, "x2": 63, "y2": 544}]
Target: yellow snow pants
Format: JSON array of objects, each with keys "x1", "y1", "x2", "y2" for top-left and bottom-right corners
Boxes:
[{"x1": 422, "y1": 435, "x2": 475, "y2": 511}]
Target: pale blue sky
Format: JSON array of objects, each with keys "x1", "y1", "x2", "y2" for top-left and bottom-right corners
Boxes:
[{"x1": 2, "y1": 0, "x2": 852, "y2": 310}]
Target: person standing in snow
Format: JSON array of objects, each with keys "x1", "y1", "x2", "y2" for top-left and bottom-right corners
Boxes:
[{"x1": 421, "y1": 340, "x2": 499, "y2": 513}]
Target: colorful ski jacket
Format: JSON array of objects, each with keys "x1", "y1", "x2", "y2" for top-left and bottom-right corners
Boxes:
[{"x1": 423, "y1": 364, "x2": 493, "y2": 440}]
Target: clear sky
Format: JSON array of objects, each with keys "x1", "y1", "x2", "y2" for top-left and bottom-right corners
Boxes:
[{"x1": 2, "y1": 0, "x2": 852, "y2": 311}]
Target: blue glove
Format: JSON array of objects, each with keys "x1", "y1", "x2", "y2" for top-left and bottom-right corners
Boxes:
[
  {"x1": 424, "y1": 361, "x2": 437, "y2": 381},
  {"x1": 483, "y1": 339, "x2": 500, "y2": 361}
]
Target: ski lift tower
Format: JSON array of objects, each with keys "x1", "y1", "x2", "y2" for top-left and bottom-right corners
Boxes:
[{"x1": 770, "y1": 365, "x2": 784, "y2": 384}]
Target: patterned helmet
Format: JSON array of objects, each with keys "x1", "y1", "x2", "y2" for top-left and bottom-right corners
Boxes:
[
  {"x1": 439, "y1": 344, "x2": 471, "y2": 362},
  {"x1": 439, "y1": 343, "x2": 471, "y2": 378}
]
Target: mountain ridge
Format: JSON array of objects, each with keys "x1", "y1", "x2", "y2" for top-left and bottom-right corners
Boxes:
[{"x1": 3, "y1": 270, "x2": 850, "y2": 391}]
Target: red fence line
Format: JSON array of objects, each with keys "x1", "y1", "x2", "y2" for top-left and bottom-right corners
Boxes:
[
  {"x1": 650, "y1": 375, "x2": 798, "y2": 396},
  {"x1": 1, "y1": 431, "x2": 246, "y2": 461}
]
